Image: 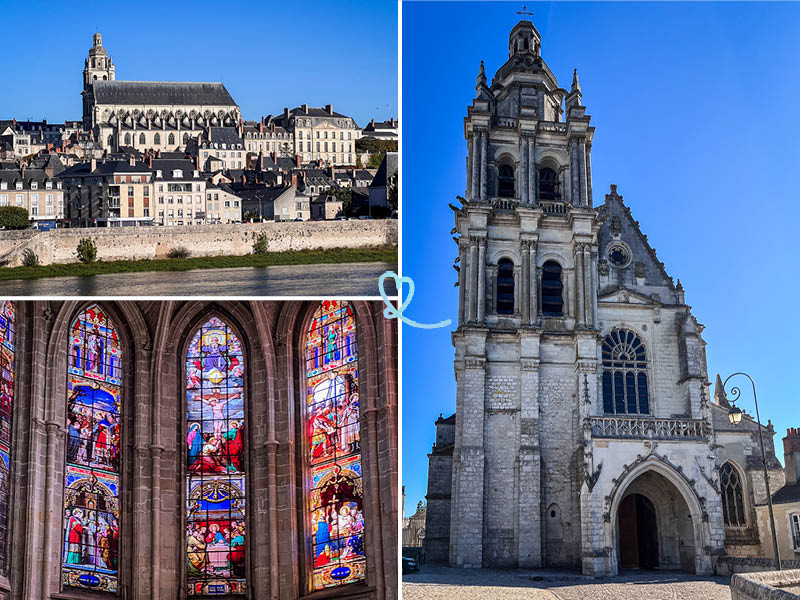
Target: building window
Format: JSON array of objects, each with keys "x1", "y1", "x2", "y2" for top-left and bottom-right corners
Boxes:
[
  {"x1": 791, "y1": 514, "x2": 800, "y2": 550},
  {"x1": 185, "y1": 317, "x2": 246, "y2": 595},
  {"x1": 720, "y1": 462, "x2": 746, "y2": 527},
  {"x1": 540, "y1": 261, "x2": 563, "y2": 316},
  {"x1": 304, "y1": 301, "x2": 366, "y2": 591},
  {"x1": 183, "y1": 133, "x2": 189, "y2": 144},
  {"x1": 498, "y1": 165, "x2": 515, "y2": 198},
  {"x1": 496, "y1": 258, "x2": 514, "y2": 315},
  {"x1": 601, "y1": 329, "x2": 649, "y2": 415},
  {"x1": 154, "y1": 133, "x2": 161, "y2": 145},
  {"x1": 124, "y1": 133, "x2": 131, "y2": 145},
  {"x1": 538, "y1": 167, "x2": 559, "y2": 201},
  {"x1": 168, "y1": 133, "x2": 175, "y2": 146},
  {"x1": 62, "y1": 305, "x2": 122, "y2": 592},
  {"x1": 0, "y1": 301, "x2": 15, "y2": 575},
  {"x1": 139, "y1": 133, "x2": 146, "y2": 145}
]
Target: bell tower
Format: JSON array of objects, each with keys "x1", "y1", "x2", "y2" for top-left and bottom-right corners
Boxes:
[
  {"x1": 82, "y1": 32, "x2": 115, "y2": 129},
  {"x1": 448, "y1": 17, "x2": 600, "y2": 570}
]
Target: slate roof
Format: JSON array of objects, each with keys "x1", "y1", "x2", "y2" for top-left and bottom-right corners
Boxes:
[
  {"x1": 370, "y1": 152, "x2": 398, "y2": 188},
  {"x1": 92, "y1": 81, "x2": 237, "y2": 106},
  {"x1": 151, "y1": 159, "x2": 200, "y2": 181},
  {"x1": 205, "y1": 127, "x2": 243, "y2": 147},
  {"x1": 59, "y1": 159, "x2": 151, "y2": 178},
  {"x1": 772, "y1": 482, "x2": 800, "y2": 505}
]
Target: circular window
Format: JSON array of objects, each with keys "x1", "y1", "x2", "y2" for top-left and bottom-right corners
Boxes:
[{"x1": 607, "y1": 242, "x2": 631, "y2": 268}]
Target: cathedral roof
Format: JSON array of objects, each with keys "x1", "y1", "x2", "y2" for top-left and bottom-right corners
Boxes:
[{"x1": 92, "y1": 81, "x2": 238, "y2": 107}]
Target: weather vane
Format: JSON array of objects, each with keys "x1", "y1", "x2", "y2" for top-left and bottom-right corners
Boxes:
[{"x1": 517, "y1": 5, "x2": 534, "y2": 17}]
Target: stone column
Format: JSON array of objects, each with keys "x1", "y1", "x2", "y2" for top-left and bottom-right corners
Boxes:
[
  {"x1": 575, "y1": 243, "x2": 585, "y2": 327},
  {"x1": 585, "y1": 142, "x2": 593, "y2": 207},
  {"x1": 469, "y1": 239, "x2": 478, "y2": 322},
  {"x1": 477, "y1": 237, "x2": 486, "y2": 322},
  {"x1": 570, "y1": 141, "x2": 579, "y2": 205},
  {"x1": 521, "y1": 240, "x2": 530, "y2": 324},
  {"x1": 578, "y1": 138, "x2": 588, "y2": 207},
  {"x1": 519, "y1": 137, "x2": 528, "y2": 205},
  {"x1": 529, "y1": 242, "x2": 537, "y2": 322},
  {"x1": 480, "y1": 131, "x2": 488, "y2": 202},
  {"x1": 518, "y1": 357, "x2": 541, "y2": 567},
  {"x1": 471, "y1": 132, "x2": 480, "y2": 201},
  {"x1": 527, "y1": 137, "x2": 536, "y2": 204},
  {"x1": 458, "y1": 242, "x2": 467, "y2": 326},
  {"x1": 590, "y1": 247, "x2": 598, "y2": 326},
  {"x1": 582, "y1": 244, "x2": 592, "y2": 327}
]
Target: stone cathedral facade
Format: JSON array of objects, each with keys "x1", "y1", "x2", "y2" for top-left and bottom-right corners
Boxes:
[
  {"x1": 423, "y1": 20, "x2": 783, "y2": 577},
  {"x1": 0, "y1": 300, "x2": 397, "y2": 600}
]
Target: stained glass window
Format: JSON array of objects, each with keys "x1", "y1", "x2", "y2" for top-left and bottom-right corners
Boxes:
[
  {"x1": 62, "y1": 305, "x2": 122, "y2": 592},
  {"x1": 720, "y1": 462, "x2": 746, "y2": 527},
  {"x1": 305, "y1": 301, "x2": 365, "y2": 591},
  {"x1": 185, "y1": 317, "x2": 246, "y2": 596},
  {"x1": 0, "y1": 301, "x2": 15, "y2": 575}
]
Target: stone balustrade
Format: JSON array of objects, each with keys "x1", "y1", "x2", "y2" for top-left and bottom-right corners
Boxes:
[
  {"x1": 539, "y1": 200, "x2": 569, "y2": 215},
  {"x1": 590, "y1": 415, "x2": 710, "y2": 441},
  {"x1": 494, "y1": 116, "x2": 517, "y2": 128}
]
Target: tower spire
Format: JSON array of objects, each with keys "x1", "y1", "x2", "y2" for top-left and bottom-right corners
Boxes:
[
  {"x1": 476, "y1": 60, "x2": 486, "y2": 88},
  {"x1": 571, "y1": 68, "x2": 581, "y2": 94}
]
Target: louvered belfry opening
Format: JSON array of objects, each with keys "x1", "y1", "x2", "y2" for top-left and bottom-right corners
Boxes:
[{"x1": 540, "y1": 261, "x2": 563, "y2": 316}]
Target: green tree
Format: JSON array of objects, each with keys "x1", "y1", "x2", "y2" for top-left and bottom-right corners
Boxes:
[
  {"x1": 0, "y1": 206, "x2": 29, "y2": 229},
  {"x1": 387, "y1": 172, "x2": 398, "y2": 211},
  {"x1": 76, "y1": 238, "x2": 97, "y2": 263},
  {"x1": 252, "y1": 233, "x2": 269, "y2": 255}
]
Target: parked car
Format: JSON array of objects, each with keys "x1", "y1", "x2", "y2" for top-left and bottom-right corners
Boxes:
[{"x1": 402, "y1": 556, "x2": 420, "y2": 575}]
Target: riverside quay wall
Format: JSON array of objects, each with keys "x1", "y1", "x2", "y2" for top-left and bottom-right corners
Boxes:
[{"x1": 0, "y1": 220, "x2": 397, "y2": 266}]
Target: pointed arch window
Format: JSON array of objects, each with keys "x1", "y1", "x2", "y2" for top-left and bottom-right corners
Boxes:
[
  {"x1": 601, "y1": 329, "x2": 649, "y2": 415},
  {"x1": 124, "y1": 133, "x2": 131, "y2": 146},
  {"x1": 0, "y1": 301, "x2": 15, "y2": 575},
  {"x1": 154, "y1": 133, "x2": 161, "y2": 146},
  {"x1": 185, "y1": 317, "x2": 246, "y2": 595},
  {"x1": 62, "y1": 305, "x2": 122, "y2": 592},
  {"x1": 304, "y1": 301, "x2": 365, "y2": 591},
  {"x1": 138, "y1": 133, "x2": 145, "y2": 146},
  {"x1": 168, "y1": 133, "x2": 175, "y2": 146},
  {"x1": 720, "y1": 462, "x2": 746, "y2": 526}
]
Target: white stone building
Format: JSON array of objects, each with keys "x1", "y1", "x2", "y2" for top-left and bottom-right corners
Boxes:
[
  {"x1": 423, "y1": 19, "x2": 782, "y2": 577},
  {"x1": 81, "y1": 33, "x2": 241, "y2": 154},
  {"x1": 274, "y1": 105, "x2": 360, "y2": 165}
]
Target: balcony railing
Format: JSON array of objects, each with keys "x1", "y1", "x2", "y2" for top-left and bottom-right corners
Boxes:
[
  {"x1": 494, "y1": 117, "x2": 517, "y2": 128},
  {"x1": 492, "y1": 197, "x2": 519, "y2": 211},
  {"x1": 539, "y1": 122, "x2": 567, "y2": 134},
  {"x1": 539, "y1": 200, "x2": 569, "y2": 215},
  {"x1": 590, "y1": 415, "x2": 710, "y2": 441}
]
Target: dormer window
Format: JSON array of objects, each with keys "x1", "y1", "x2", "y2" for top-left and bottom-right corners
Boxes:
[
  {"x1": 31, "y1": 182, "x2": 38, "y2": 190},
  {"x1": 57, "y1": 182, "x2": 62, "y2": 189},
  {"x1": 46, "y1": 181, "x2": 52, "y2": 189},
  {"x1": 193, "y1": 170, "x2": 199, "y2": 178},
  {"x1": 15, "y1": 182, "x2": 22, "y2": 190},
  {"x1": 0, "y1": 182, "x2": 6, "y2": 190},
  {"x1": 173, "y1": 169, "x2": 183, "y2": 178},
  {"x1": 156, "y1": 170, "x2": 162, "y2": 178}
]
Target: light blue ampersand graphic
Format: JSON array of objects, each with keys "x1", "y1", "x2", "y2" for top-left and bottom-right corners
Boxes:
[{"x1": 379, "y1": 271, "x2": 451, "y2": 330}]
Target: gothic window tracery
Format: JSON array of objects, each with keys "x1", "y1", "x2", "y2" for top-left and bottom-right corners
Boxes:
[
  {"x1": 601, "y1": 329, "x2": 649, "y2": 415},
  {"x1": 305, "y1": 301, "x2": 366, "y2": 591},
  {"x1": 184, "y1": 317, "x2": 246, "y2": 595},
  {"x1": 0, "y1": 301, "x2": 15, "y2": 575},
  {"x1": 720, "y1": 462, "x2": 746, "y2": 527},
  {"x1": 62, "y1": 305, "x2": 122, "y2": 592},
  {"x1": 496, "y1": 258, "x2": 515, "y2": 315}
]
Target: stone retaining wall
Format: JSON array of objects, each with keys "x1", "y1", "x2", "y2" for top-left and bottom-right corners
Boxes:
[
  {"x1": 0, "y1": 220, "x2": 397, "y2": 266},
  {"x1": 731, "y1": 569, "x2": 800, "y2": 599},
  {"x1": 717, "y1": 556, "x2": 800, "y2": 577}
]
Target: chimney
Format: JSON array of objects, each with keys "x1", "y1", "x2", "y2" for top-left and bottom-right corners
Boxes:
[
  {"x1": 370, "y1": 118, "x2": 375, "y2": 126},
  {"x1": 129, "y1": 155, "x2": 135, "y2": 167},
  {"x1": 283, "y1": 107, "x2": 290, "y2": 122},
  {"x1": 270, "y1": 122, "x2": 275, "y2": 132},
  {"x1": 259, "y1": 121, "x2": 263, "y2": 133},
  {"x1": 90, "y1": 157, "x2": 96, "y2": 172},
  {"x1": 291, "y1": 172, "x2": 297, "y2": 189},
  {"x1": 302, "y1": 104, "x2": 308, "y2": 113},
  {"x1": 296, "y1": 154, "x2": 301, "y2": 168},
  {"x1": 195, "y1": 153, "x2": 200, "y2": 170},
  {"x1": 784, "y1": 428, "x2": 800, "y2": 485},
  {"x1": 330, "y1": 165, "x2": 335, "y2": 179},
  {"x1": 148, "y1": 155, "x2": 152, "y2": 168},
  {"x1": 391, "y1": 117, "x2": 396, "y2": 127},
  {"x1": 325, "y1": 104, "x2": 333, "y2": 115},
  {"x1": 271, "y1": 151, "x2": 276, "y2": 163}
]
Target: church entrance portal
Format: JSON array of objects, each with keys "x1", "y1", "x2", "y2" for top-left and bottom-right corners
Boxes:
[
  {"x1": 618, "y1": 494, "x2": 659, "y2": 569},
  {"x1": 615, "y1": 470, "x2": 697, "y2": 573}
]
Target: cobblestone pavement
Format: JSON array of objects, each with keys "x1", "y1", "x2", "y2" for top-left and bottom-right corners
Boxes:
[{"x1": 403, "y1": 566, "x2": 732, "y2": 599}]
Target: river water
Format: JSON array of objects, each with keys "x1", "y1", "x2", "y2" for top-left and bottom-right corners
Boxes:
[{"x1": 1, "y1": 262, "x2": 397, "y2": 297}]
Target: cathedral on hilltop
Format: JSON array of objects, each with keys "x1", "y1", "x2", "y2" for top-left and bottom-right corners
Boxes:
[
  {"x1": 423, "y1": 19, "x2": 785, "y2": 576},
  {"x1": 81, "y1": 33, "x2": 241, "y2": 153}
]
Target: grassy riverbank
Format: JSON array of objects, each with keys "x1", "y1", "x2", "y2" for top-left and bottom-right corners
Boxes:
[{"x1": 0, "y1": 246, "x2": 397, "y2": 281}]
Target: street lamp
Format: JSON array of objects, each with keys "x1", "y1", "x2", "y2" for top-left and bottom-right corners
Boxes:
[{"x1": 722, "y1": 372, "x2": 782, "y2": 570}]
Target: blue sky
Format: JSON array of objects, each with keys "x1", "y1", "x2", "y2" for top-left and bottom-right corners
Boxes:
[
  {"x1": 0, "y1": 0, "x2": 397, "y2": 127},
  {"x1": 401, "y1": 1, "x2": 800, "y2": 515}
]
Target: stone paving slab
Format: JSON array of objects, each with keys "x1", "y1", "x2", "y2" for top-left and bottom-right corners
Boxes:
[{"x1": 403, "y1": 566, "x2": 732, "y2": 600}]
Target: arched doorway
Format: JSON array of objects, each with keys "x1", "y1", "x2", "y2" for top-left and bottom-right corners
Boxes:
[
  {"x1": 618, "y1": 494, "x2": 658, "y2": 569},
  {"x1": 614, "y1": 470, "x2": 697, "y2": 573}
]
